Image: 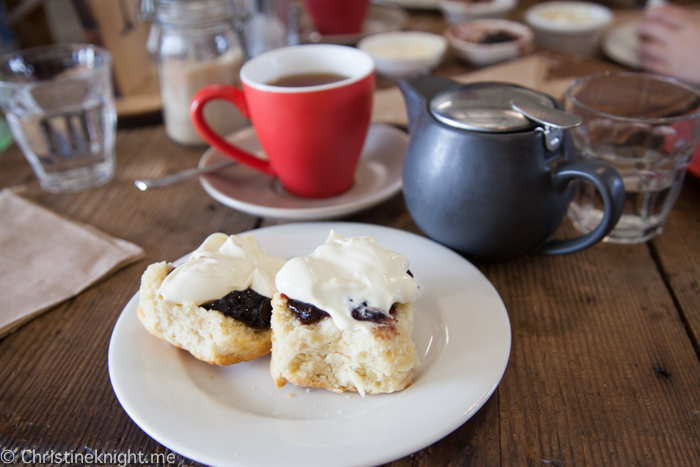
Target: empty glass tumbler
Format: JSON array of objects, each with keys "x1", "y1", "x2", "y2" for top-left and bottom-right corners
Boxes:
[
  {"x1": 565, "y1": 72, "x2": 700, "y2": 243},
  {"x1": 0, "y1": 43, "x2": 117, "y2": 193}
]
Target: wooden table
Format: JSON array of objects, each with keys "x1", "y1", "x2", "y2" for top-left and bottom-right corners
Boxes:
[{"x1": 2, "y1": 5, "x2": 700, "y2": 467}]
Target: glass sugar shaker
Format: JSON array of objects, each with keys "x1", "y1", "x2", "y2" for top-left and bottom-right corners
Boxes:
[{"x1": 139, "y1": 0, "x2": 248, "y2": 146}]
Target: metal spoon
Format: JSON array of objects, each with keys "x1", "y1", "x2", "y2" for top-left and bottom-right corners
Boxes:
[{"x1": 134, "y1": 160, "x2": 236, "y2": 191}]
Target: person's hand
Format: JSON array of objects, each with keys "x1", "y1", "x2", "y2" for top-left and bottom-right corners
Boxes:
[{"x1": 636, "y1": 4, "x2": 700, "y2": 86}]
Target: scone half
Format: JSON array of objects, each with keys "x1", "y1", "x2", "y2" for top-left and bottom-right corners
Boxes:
[
  {"x1": 270, "y1": 293, "x2": 417, "y2": 396},
  {"x1": 138, "y1": 261, "x2": 272, "y2": 365}
]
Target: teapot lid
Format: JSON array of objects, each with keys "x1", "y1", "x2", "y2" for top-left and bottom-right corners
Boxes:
[{"x1": 430, "y1": 82, "x2": 556, "y2": 133}]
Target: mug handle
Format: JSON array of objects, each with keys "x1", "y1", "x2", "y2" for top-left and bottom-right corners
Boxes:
[
  {"x1": 537, "y1": 159, "x2": 625, "y2": 255},
  {"x1": 190, "y1": 84, "x2": 275, "y2": 176}
]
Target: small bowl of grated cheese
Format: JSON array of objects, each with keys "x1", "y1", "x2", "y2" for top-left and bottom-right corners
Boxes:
[
  {"x1": 358, "y1": 31, "x2": 447, "y2": 79},
  {"x1": 524, "y1": 1, "x2": 614, "y2": 57}
]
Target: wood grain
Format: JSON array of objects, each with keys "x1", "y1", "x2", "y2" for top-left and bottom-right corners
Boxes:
[
  {"x1": 487, "y1": 241, "x2": 700, "y2": 466},
  {"x1": 652, "y1": 176, "x2": 700, "y2": 355}
]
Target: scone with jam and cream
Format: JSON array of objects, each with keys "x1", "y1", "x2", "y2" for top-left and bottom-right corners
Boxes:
[
  {"x1": 271, "y1": 230, "x2": 420, "y2": 396},
  {"x1": 138, "y1": 233, "x2": 286, "y2": 365}
]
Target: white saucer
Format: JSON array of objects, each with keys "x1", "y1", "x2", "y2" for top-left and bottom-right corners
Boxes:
[
  {"x1": 603, "y1": 20, "x2": 640, "y2": 69},
  {"x1": 302, "y1": 4, "x2": 409, "y2": 45},
  {"x1": 108, "y1": 222, "x2": 511, "y2": 467},
  {"x1": 604, "y1": 11, "x2": 700, "y2": 70},
  {"x1": 199, "y1": 123, "x2": 407, "y2": 220}
]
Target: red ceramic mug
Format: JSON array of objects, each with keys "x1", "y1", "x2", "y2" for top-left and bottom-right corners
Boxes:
[
  {"x1": 191, "y1": 44, "x2": 375, "y2": 198},
  {"x1": 302, "y1": 0, "x2": 370, "y2": 35}
]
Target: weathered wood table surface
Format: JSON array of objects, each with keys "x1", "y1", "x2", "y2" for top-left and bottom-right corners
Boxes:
[{"x1": 2, "y1": 4, "x2": 700, "y2": 467}]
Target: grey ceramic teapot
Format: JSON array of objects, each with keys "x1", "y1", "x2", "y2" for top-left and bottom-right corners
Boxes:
[{"x1": 399, "y1": 75, "x2": 625, "y2": 262}]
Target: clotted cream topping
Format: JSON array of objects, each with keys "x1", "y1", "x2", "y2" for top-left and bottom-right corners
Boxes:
[
  {"x1": 158, "y1": 233, "x2": 286, "y2": 306},
  {"x1": 275, "y1": 230, "x2": 420, "y2": 332}
]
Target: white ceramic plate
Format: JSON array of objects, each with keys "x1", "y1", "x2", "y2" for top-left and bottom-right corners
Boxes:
[
  {"x1": 303, "y1": 4, "x2": 409, "y2": 45},
  {"x1": 603, "y1": 20, "x2": 640, "y2": 69},
  {"x1": 604, "y1": 11, "x2": 700, "y2": 69},
  {"x1": 108, "y1": 222, "x2": 511, "y2": 467},
  {"x1": 198, "y1": 123, "x2": 407, "y2": 220}
]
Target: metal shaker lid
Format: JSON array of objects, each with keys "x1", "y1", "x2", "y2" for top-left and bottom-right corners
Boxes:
[
  {"x1": 138, "y1": 0, "x2": 235, "y2": 25},
  {"x1": 430, "y1": 82, "x2": 558, "y2": 133}
]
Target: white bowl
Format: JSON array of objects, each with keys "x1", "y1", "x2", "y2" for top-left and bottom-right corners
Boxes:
[
  {"x1": 357, "y1": 31, "x2": 447, "y2": 79},
  {"x1": 524, "y1": 1, "x2": 614, "y2": 56},
  {"x1": 445, "y1": 19, "x2": 534, "y2": 67},
  {"x1": 438, "y1": 0, "x2": 518, "y2": 24}
]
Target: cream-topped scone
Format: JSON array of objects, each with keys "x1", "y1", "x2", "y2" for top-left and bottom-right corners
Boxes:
[
  {"x1": 271, "y1": 230, "x2": 420, "y2": 396},
  {"x1": 138, "y1": 233, "x2": 286, "y2": 365}
]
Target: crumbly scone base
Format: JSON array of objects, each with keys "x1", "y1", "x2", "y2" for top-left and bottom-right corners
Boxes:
[
  {"x1": 270, "y1": 293, "x2": 418, "y2": 395},
  {"x1": 138, "y1": 261, "x2": 271, "y2": 365}
]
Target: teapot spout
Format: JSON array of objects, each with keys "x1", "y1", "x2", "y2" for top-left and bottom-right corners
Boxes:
[{"x1": 398, "y1": 74, "x2": 458, "y2": 132}]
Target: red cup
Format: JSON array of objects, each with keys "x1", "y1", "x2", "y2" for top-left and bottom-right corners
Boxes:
[
  {"x1": 191, "y1": 44, "x2": 375, "y2": 198},
  {"x1": 302, "y1": 0, "x2": 370, "y2": 35}
]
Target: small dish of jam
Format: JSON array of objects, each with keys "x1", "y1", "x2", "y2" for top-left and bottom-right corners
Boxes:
[{"x1": 444, "y1": 19, "x2": 534, "y2": 67}]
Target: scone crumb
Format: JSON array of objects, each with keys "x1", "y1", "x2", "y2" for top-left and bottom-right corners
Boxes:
[{"x1": 286, "y1": 392, "x2": 293, "y2": 398}]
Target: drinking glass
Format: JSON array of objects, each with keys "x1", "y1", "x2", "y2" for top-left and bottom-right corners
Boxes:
[
  {"x1": 0, "y1": 44, "x2": 117, "y2": 193},
  {"x1": 235, "y1": 0, "x2": 299, "y2": 58},
  {"x1": 565, "y1": 71, "x2": 700, "y2": 243}
]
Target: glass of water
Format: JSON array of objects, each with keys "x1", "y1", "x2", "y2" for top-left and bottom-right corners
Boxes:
[
  {"x1": 0, "y1": 44, "x2": 116, "y2": 193},
  {"x1": 565, "y1": 72, "x2": 700, "y2": 244}
]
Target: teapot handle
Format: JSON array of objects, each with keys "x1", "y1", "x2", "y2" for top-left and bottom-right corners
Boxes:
[{"x1": 537, "y1": 159, "x2": 625, "y2": 255}]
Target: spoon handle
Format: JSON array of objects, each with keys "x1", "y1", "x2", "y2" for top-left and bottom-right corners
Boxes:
[{"x1": 134, "y1": 160, "x2": 236, "y2": 190}]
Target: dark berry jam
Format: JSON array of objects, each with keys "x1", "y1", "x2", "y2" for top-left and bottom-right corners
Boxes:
[
  {"x1": 351, "y1": 302, "x2": 393, "y2": 326},
  {"x1": 202, "y1": 289, "x2": 272, "y2": 329},
  {"x1": 287, "y1": 297, "x2": 395, "y2": 326},
  {"x1": 479, "y1": 31, "x2": 518, "y2": 44},
  {"x1": 287, "y1": 299, "x2": 329, "y2": 325}
]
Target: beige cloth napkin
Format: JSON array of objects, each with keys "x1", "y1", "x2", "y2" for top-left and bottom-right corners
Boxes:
[
  {"x1": 0, "y1": 189, "x2": 144, "y2": 338},
  {"x1": 372, "y1": 54, "x2": 576, "y2": 127}
]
